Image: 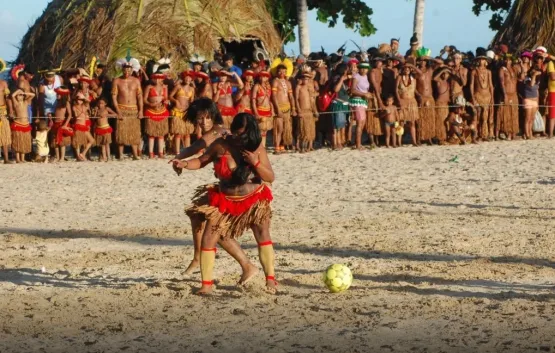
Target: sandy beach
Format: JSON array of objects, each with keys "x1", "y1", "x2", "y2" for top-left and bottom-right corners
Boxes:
[{"x1": 1, "y1": 139, "x2": 555, "y2": 353}]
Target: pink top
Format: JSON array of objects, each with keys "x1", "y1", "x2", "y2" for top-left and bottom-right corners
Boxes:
[{"x1": 353, "y1": 73, "x2": 370, "y2": 93}]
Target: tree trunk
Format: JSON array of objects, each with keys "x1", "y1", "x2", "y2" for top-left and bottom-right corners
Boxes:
[
  {"x1": 413, "y1": 0, "x2": 425, "y2": 48},
  {"x1": 297, "y1": 0, "x2": 311, "y2": 56}
]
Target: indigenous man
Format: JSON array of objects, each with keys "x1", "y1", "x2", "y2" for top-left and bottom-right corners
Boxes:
[
  {"x1": 433, "y1": 66, "x2": 451, "y2": 144},
  {"x1": 415, "y1": 53, "x2": 436, "y2": 144},
  {"x1": 390, "y1": 38, "x2": 400, "y2": 57},
  {"x1": 498, "y1": 54, "x2": 519, "y2": 140},
  {"x1": 405, "y1": 33, "x2": 419, "y2": 58},
  {"x1": 112, "y1": 58, "x2": 143, "y2": 160},
  {"x1": 382, "y1": 56, "x2": 399, "y2": 100},
  {"x1": 10, "y1": 89, "x2": 35, "y2": 163},
  {"x1": 0, "y1": 77, "x2": 11, "y2": 163},
  {"x1": 449, "y1": 52, "x2": 468, "y2": 104},
  {"x1": 470, "y1": 51, "x2": 494, "y2": 141},
  {"x1": 271, "y1": 65, "x2": 296, "y2": 153},
  {"x1": 295, "y1": 73, "x2": 319, "y2": 152},
  {"x1": 367, "y1": 56, "x2": 385, "y2": 147}
]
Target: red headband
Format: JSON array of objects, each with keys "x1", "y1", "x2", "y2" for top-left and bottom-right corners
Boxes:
[
  {"x1": 150, "y1": 73, "x2": 166, "y2": 80},
  {"x1": 181, "y1": 71, "x2": 195, "y2": 78},
  {"x1": 243, "y1": 70, "x2": 255, "y2": 78},
  {"x1": 257, "y1": 71, "x2": 271, "y2": 78},
  {"x1": 54, "y1": 88, "x2": 70, "y2": 96},
  {"x1": 78, "y1": 77, "x2": 92, "y2": 84},
  {"x1": 195, "y1": 72, "x2": 209, "y2": 80}
]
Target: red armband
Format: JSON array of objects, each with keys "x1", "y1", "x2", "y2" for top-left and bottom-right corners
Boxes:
[{"x1": 254, "y1": 160, "x2": 261, "y2": 168}]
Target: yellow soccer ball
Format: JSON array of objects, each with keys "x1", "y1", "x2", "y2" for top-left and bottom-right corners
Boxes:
[{"x1": 322, "y1": 264, "x2": 353, "y2": 293}]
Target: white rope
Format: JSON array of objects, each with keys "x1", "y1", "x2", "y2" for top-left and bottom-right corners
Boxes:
[{"x1": 7, "y1": 103, "x2": 555, "y2": 120}]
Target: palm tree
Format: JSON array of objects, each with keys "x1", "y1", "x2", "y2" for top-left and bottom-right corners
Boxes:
[
  {"x1": 492, "y1": 0, "x2": 555, "y2": 53},
  {"x1": 413, "y1": 0, "x2": 425, "y2": 48},
  {"x1": 297, "y1": 0, "x2": 311, "y2": 56}
]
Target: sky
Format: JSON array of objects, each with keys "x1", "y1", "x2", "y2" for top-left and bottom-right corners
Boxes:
[{"x1": 0, "y1": 0, "x2": 496, "y2": 62}]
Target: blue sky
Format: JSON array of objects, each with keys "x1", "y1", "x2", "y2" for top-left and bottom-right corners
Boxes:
[{"x1": 0, "y1": 0, "x2": 495, "y2": 61}]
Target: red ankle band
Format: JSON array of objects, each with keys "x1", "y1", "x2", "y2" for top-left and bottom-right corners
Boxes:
[
  {"x1": 265, "y1": 276, "x2": 275, "y2": 280},
  {"x1": 258, "y1": 241, "x2": 273, "y2": 247},
  {"x1": 201, "y1": 248, "x2": 217, "y2": 252},
  {"x1": 201, "y1": 280, "x2": 214, "y2": 286}
]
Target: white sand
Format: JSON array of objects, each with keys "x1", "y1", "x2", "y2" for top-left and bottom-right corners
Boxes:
[{"x1": 1, "y1": 139, "x2": 555, "y2": 353}]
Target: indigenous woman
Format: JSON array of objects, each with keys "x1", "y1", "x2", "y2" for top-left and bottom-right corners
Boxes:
[
  {"x1": 174, "y1": 113, "x2": 276, "y2": 295},
  {"x1": 522, "y1": 67, "x2": 541, "y2": 139},
  {"x1": 497, "y1": 54, "x2": 519, "y2": 140},
  {"x1": 195, "y1": 71, "x2": 213, "y2": 100},
  {"x1": 73, "y1": 76, "x2": 97, "y2": 105},
  {"x1": 50, "y1": 87, "x2": 73, "y2": 162},
  {"x1": 329, "y1": 63, "x2": 350, "y2": 150},
  {"x1": 396, "y1": 63, "x2": 420, "y2": 146},
  {"x1": 170, "y1": 70, "x2": 196, "y2": 153},
  {"x1": 251, "y1": 71, "x2": 274, "y2": 147},
  {"x1": 213, "y1": 69, "x2": 243, "y2": 129},
  {"x1": 71, "y1": 93, "x2": 95, "y2": 161},
  {"x1": 235, "y1": 70, "x2": 255, "y2": 114},
  {"x1": 349, "y1": 62, "x2": 371, "y2": 150},
  {"x1": 169, "y1": 98, "x2": 257, "y2": 282},
  {"x1": 144, "y1": 73, "x2": 170, "y2": 158}
]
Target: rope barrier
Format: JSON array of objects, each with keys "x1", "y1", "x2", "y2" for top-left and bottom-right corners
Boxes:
[{"x1": 5, "y1": 102, "x2": 555, "y2": 120}]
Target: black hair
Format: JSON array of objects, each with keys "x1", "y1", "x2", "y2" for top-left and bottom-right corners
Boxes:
[
  {"x1": 230, "y1": 113, "x2": 261, "y2": 152},
  {"x1": 276, "y1": 64, "x2": 287, "y2": 71},
  {"x1": 334, "y1": 63, "x2": 348, "y2": 77},
  {"x1": 224, "y1": 113, "x2": 262, "y2": 186},
  {"x1": 185, "y1": 98, "x2": 223, "y2": 125}
]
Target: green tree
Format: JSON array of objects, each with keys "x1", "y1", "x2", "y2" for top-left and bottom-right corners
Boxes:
[
  {"x1": 267, "y1": 0, "x2": 376, "y2": 44},
  {"x1": 471, "y1": 0, "x2": 513, "y2": 30}
]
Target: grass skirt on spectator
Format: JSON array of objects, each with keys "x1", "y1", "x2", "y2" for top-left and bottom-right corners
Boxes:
[
  {"x1": 435, "y1": 103, "x2": 449, "y2": 141},
  {"x1": 116, "y1": 106, "x2": 141, "y2": 146},
  {"x1": 299, "y1": 110, "x2": 316, "y2": 142},
  {"x1": 419, "y1": 97, "x2": 436, "y2": 141},
  {"x1": 0, "y1": 116, "x2": 11, "y2": 147},
  {"x1": 498, "y1": 93, "x2": 519, "y2": 135},
  {"x1": 11, "y1": 122, "x2": 32, "y2": 153},
  {"x1": 365, "y1": 95, "x2": 382, "y2": 136},
  {"x1": 399, "y1": 98, "x2": 419, "y2": 122},
  {"x1": 170, "y1": 109, "x2": 195, "y2": 136}
]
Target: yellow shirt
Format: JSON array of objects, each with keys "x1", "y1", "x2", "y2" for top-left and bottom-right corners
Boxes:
[{"x1": 548, "y1": 61, "x2": 555, "y2": 92}]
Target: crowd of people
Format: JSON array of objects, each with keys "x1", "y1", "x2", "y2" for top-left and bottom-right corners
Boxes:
[{"x1": 1, "y1": 35, "x2": 555, "y2": 164}]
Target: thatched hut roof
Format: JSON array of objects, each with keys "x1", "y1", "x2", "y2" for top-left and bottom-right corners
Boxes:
[
  {"x1": 491, "y1": 0, "x2": 555, "y2": 53},
  {"x1": 16, "y1": 0, "x2": 282, "y2": 74}
]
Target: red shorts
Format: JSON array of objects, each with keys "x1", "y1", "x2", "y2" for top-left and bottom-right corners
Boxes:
[{"x1": 549, "y1": 92, "x2": 555, "y2": 119}]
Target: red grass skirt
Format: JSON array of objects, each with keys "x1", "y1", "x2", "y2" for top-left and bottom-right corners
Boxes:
[
  {"x1": 95, "y1": 125, "x2": 113, "y2": 145},
  {"x1": 185, "y1": 183, "x2": 273, "y2": 239},
  {"x1": 11, "y1": 122, "x2": 32, "y2": 153},
  {"x1": 145, "y1": 108, "x2": 169, "y2": 137},
  {"x1": 219, "y1": 105, "x2": 237, "y2": 129}
]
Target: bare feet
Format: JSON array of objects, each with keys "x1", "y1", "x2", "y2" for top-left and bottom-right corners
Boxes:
[
  {"x1": 184, "y1": 259, "x2": 200, "y2": 275},
  {"x1": 265, "y1": 278, "x2": 277, "y2": 294},
  {"x1": 238, "y1": 263, "x2": 259, "y2": 285},
  {"x1": 194, "y1": 284, "x2": 214, "y2": 295}
]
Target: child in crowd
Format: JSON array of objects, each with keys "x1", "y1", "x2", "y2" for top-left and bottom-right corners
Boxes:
[
  {"x1": 34, "y1": 120, "x2": 50, "y2": 163},
  {"x1": 382, "y1": 95, "x2": 399, "y2": 148},
  {"x1": 93, "y1": 97, "x2": 116, "y2": 162}
]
